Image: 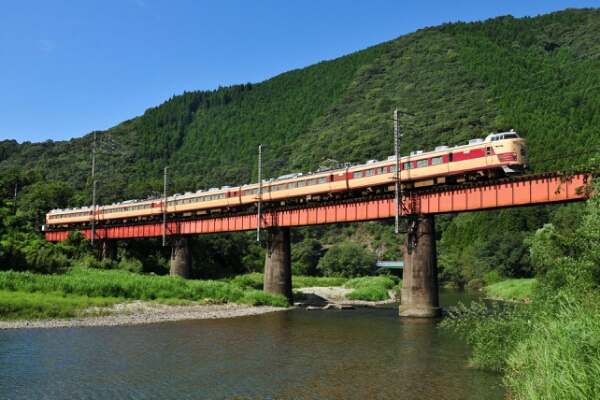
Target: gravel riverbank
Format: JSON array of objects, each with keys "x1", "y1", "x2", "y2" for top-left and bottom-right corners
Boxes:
[
  {"x1": 0, "y1": 302, "x2": 286, "y2": 330},
  {"x1": 295, "y1": 286, "x2": 398, "y2": 307},
  {"x1": 0, "y1": 286, "x2": 398, "y2": 330}
]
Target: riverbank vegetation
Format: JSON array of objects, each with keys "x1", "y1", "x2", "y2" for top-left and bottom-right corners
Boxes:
[
  {"x1": 0, "y1": 268, "x2": 290, "y2": 321},
  {"x1": 442, "y1": 166, "x2": 600, "y2": 399},
  {"x1": 0, "y1": 269, "x2": 399, "y2": 321},
  {"x1": 345, "y1": 276, "x2": 400, "y2": 301},
  {"x1": 483, "y1": 279, "x2": 536, "y2": 302}
]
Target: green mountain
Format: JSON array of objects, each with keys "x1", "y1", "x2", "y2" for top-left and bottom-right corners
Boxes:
[{"x1": 1, "y1": 7, "x2": 599, "y2": 282}]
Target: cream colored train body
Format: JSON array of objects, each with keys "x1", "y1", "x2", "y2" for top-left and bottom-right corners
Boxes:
[{"x1": 45, "y1": 131, "x2": 528, "y2": 229}]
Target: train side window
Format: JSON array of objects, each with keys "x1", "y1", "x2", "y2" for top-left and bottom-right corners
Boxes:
[
  {"x1": 219, "y1": 194, "x2": 225, "y2": 199},
  {"x1": 403, "y1": 162, "x2": 414, "y2": 170},
  {"x1": 308, "y1": 179, "x2": 316, "y2": 185},
  {"x1": 204, "y1": 196, "x2": 211, "y2": 201},
  {"x1": 390, "y1": 165, "x2": 397, "y2": 172},
  {"x1": 211, "y1": 195, "x2": 218, "y2": 200},
  {"x1": 365, "y1": 169, "x2": 375, "y2": 176},
  {"x1": 183, "y1": 199, "x2": 189, "y2": 204},
  {"x1": 486, "y1": 147, "x2": 491, "y2": 155},
  {"x1": 377, "y1": 167, "x2": 386, "y2": 174},
  {"x1": 177, "y1": 200, "x2": 182, "y2": 205},
  {"x1": 253, "y1": 189, "x2": 259, "y2": 194},
  {"x1": 262, "y1": 187, "x2": 268, "y2": 193},
  {"x1": 318, "y1": 177, "x2": 327, "y2": 184},
  {"x1": 298, "y1": 181, "x2": 306, "y2": 187},
  {"x1": 288, "y1": 182, "x2": 296, "y2": 189},
  {"x1": 449, "y1": 153, "x2": 453, "y2": 162},
  {"x1": 279, "y1": 184, "x2": 286, "y2": 190},
  {"x1": 270, "y1": 185, "x2": 277, "y2": 192},
  {"x1": 416, "y1": 160, "x2": 428, "y2": 167},
  {"x1": 431, "y1": 156, "x2": 443, "y2": 165},
  {"x1": 353, "y1": 171, "x2": 363, "y2": 179},
  {"x1": 244, "y1": 190, "x2": 251, "y2": 195}
]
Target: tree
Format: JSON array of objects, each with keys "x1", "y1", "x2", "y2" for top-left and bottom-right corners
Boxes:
[{"x1": 317, "y1": 242, "x2": 375, "y2": 278}]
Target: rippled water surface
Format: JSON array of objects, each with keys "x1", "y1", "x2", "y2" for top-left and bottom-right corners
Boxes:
[{"x1": 0, "y1": 288, "x2": 503, "y2": 399}]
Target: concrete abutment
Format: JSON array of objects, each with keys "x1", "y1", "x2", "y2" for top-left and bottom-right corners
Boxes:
[
  {"x1": 263, "y1": 227, "x2": 293, "y2": 302},
  {"x1": 400, "y1": 214, "x2": 442, "y2": 318}
]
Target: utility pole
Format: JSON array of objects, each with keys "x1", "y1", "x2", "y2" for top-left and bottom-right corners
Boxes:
[
  {"x1": 91, "y1": 180, "x2": 97, "y2": 246},
  {"x1": 257, "y1": 144, "x2": 263, "y2": 242},
  {"x1": 163, "y1": 166, "x2": 169, "y2": 246}
]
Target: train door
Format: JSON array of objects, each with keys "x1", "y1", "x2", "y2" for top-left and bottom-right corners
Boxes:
[{"x1": 485, "y1": 146, "x2": 494, "y2": 166}]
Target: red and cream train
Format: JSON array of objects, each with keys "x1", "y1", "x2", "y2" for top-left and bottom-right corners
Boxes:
[{"x1": 44, "y1": 131, "x2": 528, "y2": 229}]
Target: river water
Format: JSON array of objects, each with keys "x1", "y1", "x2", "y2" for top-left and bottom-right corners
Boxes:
[{"x1": 0, "y1": 288, "x2": 503, "y2": 399}]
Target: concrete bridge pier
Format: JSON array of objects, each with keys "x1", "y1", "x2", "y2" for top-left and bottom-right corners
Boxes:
[
  {"x1": 399, "y1": 214, "x2": 442, "y2": 317},
  {"x1": 170, "y1": 236, "x2": 191, "y2": 279},
  {"x1": 263, "y1": 227, "x2": 293, "y2": 302},
  {"x1": 100, "y1": 239, "x2": 117, "y2": 260}
]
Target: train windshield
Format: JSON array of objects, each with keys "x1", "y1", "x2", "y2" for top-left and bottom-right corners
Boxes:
[{"x1": 503, "y1": 133, "x2": 519, "y2": 139}]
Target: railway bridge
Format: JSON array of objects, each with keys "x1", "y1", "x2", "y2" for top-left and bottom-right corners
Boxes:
[{"x1": 44, "y1": 172, "x2": 588, "y2": 317}]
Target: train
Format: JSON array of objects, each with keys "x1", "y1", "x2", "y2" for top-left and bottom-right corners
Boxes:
[{"x1": 44, "y1": 130, "x2": 528, "y2": 230}]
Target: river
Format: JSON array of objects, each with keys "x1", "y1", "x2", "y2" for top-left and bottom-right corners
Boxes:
[{"x1": 0, "y1": 288, "x2": 503, "y2": 399}]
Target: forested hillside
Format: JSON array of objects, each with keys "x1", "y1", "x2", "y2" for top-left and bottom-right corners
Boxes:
[{"x1": 1, "y1": 8, "x2": 599, "y2": 283}]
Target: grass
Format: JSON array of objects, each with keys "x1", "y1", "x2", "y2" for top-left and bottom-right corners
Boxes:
[
  {"x1": 344, "y1": 276, "x2": 401, "y2": 301},
  {"x1": 503, "y1": 296, "x2": 600, "y2": 398},
  {"x1": 0, "y1": 290, "x2": 123, "y2": 321},
  {"x1": 292, "y1": 276, "x2": 348, "y2": 288},
  {"x1": 0, "y1": 268, "x2": 289, "y2": 321},
  {"x1": 223, "y1": 272, "x2": 264, "y2": 290},
  {"x1": 483, "y1": 279, "x2": 536, "y2": 301}
]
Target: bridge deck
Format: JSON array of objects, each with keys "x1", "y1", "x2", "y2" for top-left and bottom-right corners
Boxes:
[{"x1": 45, "y1": 173, "x2": 588, "y2": 241}]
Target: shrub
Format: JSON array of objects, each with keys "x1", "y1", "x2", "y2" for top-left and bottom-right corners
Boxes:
[
  {"x1": 344, "y1": 276, "x2": 398, "y2": 301},
  {"x1": 317, "y1": 243, "x2": 375, "y2": 278}
]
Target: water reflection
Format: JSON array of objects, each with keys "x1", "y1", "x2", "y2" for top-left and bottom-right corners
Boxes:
[{"x1": 0, "y1": 289, "x2": 503, "y2": 399}]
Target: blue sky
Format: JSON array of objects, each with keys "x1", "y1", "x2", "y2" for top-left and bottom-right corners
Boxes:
[{"x1": 1, "y1": 1, "x2": 598, "y2": 143}]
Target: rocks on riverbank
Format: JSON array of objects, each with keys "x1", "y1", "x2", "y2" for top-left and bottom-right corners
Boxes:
[{"x1": 294, "y1": 286, "x2": 398, "y2": 308}]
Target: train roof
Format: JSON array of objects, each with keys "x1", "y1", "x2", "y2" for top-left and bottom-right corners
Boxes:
[{"x1": 50, "y1": 130, "x2": 523, "y2": 214}]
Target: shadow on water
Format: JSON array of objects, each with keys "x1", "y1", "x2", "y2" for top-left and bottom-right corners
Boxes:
[{"x1": 0, "y1": 288, "x2": 504, "y2": 399}]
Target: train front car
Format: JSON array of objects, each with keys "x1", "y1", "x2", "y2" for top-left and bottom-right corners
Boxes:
[{"x1": 486, "y1": 130, "x2": 528, "y2": 175}]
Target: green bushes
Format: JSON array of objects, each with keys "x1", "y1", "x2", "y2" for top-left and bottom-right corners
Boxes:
[
  {"x1": 483, "y1": 279, "x2": 536, "y2": 301},
  {"x1": 316, "y1": 242, "x2": 375, "y2": 278},
  {"x1": 0, "y1": 268, "x2": 289, "y2": 321},
  {"x1": 344, "y1": 276, "x2": 400, "y2": 301}
]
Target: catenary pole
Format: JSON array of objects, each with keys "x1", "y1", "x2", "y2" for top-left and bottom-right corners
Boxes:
[
  {"x1": 394, "y1": 109, "x2": 400, "y2": 234},
  {"x1": 163, "y1": 166, "x2": 168, "y2": 246},
  {"x1": 257, "y1": 144, "x2": 263, "y2": 242},
  {"x1": 91, "y1": 180, "x2": 97, "y2": 246}
]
